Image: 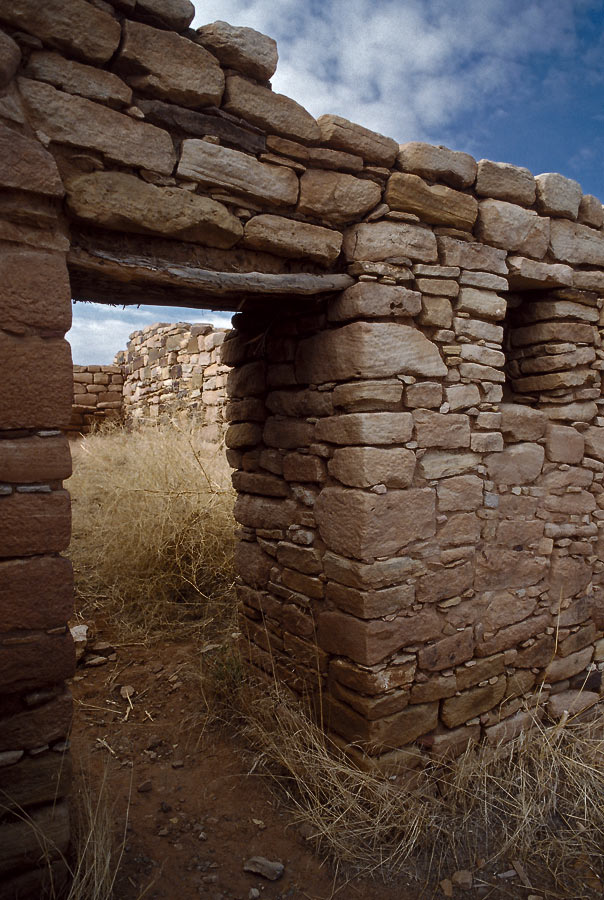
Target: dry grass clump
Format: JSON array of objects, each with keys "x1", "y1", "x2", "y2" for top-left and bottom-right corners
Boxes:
[
  {"x1": 240, "y1": 683, "x2": 604, "y2": 896},
  {"x1": 68, "y1": 421, "x2": 236, "y2": 640}
]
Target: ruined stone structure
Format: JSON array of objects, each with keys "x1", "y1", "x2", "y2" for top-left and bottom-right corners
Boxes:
[
  {"x1": 1, "y1": 0, "x2": 604, "y2": 892},
  {"x1": 68, "y1": 363, "x2": 124, "y2": 434}
]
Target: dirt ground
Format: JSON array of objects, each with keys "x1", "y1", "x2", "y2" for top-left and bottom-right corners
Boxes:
[{"x1": 68, "y1": 622, "x2": 588, "y2": 900}]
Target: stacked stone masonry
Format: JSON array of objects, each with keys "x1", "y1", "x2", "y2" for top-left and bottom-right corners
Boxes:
[
  {"x1": 68, "y1": 363, "x2": 123, "y2": 434},
  {"x1": 1, "y1": 0, "x2": 604, "y2": 891}
]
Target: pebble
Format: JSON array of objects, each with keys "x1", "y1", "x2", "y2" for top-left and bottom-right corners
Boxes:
[
  {"x1": 137, "y1": 780, "x2": 152, "y2": 793},
  {"x1": 243, "y1": 856, "x2": 285, "y2": 881},
  {"x1": 85, "y1": 655, "x2": 108, "y2": 667}
]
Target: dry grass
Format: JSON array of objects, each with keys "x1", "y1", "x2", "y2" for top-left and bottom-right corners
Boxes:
[
  {"x1": 239, "y1": 682, "x2": 604, "y2": 896},
  {"x1": 67, "y1": 421, "x2": 236, "y2": 641}
]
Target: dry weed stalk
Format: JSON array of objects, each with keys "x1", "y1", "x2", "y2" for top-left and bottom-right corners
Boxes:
[{"x1": 67, "y1": 420, "x2": 236, "y2": 640}]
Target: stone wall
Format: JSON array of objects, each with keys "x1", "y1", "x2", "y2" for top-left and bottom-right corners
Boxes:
[
  {"x1": 68, "y1": 364, "x2": 123, "y2": 435},
  {"x1": 115, "y1": 322, "x2": 229, "y2": 439},
  {"x1": 1, "y1": 0, "x2": 604, "y2": 890}
]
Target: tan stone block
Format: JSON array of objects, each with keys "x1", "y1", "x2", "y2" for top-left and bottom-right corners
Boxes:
[
  {"x1": 544, "y1": 490, "x2": 595, "y2": 515},
  {"x1": 535, "y1": 173, "x2": 582, "y2": 220},
  {"x1": 316, "y1": 412, "x2": 413, "y2": 445},
  {"x1": 413, "y1": 410, "x2": 470, "y2": 449},
  {"x1": 442, "y1": 384, "x2": 479, "y2": 413},
  {"x1": 318, "y1": 611, "x2": 407, "y2": 666},
  {"x1": 329, "y1": 656, "x2": 416, "y2": 695},
  {"x1": 134, "y1": 0, "x2": 194, "y2": 30},
  {"x1": 67, "y1": 172, "x2": 242, "y2": 249},
  {"x1": 295, "y1": 322, "x2": 447, "y2": 384},
  {"x1": 307, "y1": 146, "x2": 363, "y2": 171},
  {"x1": 282, "y1": 567, "x2": 323, "y2": 599},
  {"x1": 456, "y1": 653, "x2": 505, "y2": 691},
  {"x1": 545, "y1": 424, "x2": 584, "y2": 464},
  {"x1": 582, "y1": 426, "x2": 604, "y2": 461},
  {"x1": 437, "y1": 236, "x2": 507, "y2": 274},
  {"x1": 441, "y1": 676, "x2": 507, "y2": 728},
  {"x1": 397, "y1": 142, "x2": 477, "y2": 189},
  {"x1": 410, "y1": 674, "x2": 458, "y2": 703},
  {"x1": 547, "y1": 556, "x2": 591, "y2": 600},
  {"x1": 178, "y1": 139, "x2": 298, "y2": 207},
  {"x1": 330, "y1": 680, "x2": 410, "y2": 720},
  {"x1": 117, "y1": 20, "x2": 223, "y2": 107},
  {"x1": 544, "y1": 647, "x2": 594, "y2": 683},
  {"x1": 326, "y1": 581, "x2": 414, "y2": 618},
  {"x1": 429, "y1": 724, "x2": 480, "y2": 758},
  {"x1": 26, "y1": 50, "x2": 132, "y2": 109},
  {"x1": 0, "y1": 629, "x2": 74, "y2": 693},
  {"x1": 419, "y1": 629, "x2": 474, "y2": 672},
  {"x1": 1, "y1": 335, "x2": 72, "y2": 429},
  {"x1": 476, "y1": 613, "x2": 550, "y2": 656},
  {"x1": 485, "y1": 443, "x2": 544, "y2": 485},
  {"x1": 0, "y1": 491, "x2": 71, "y2": 558},
  {"x1": 343, "y1": 221, "x2": 438, "y2": 263},
  {"x1": 0, "y1": 248, "x2": 71, "y2": 334},
  {"x1": 558, "y1": 623, "x2": 597, "y2": 658},
  {"x1": 329, "y1": 446, "x2": 415, "y2": 488},
  {"x1": 322, "y1": 551, "x2": 424, "y2": 590},
  {"x1": 437, "y1": 474, "x2": 483, "y2": 511},
  {"x1": 437, "y1": 512, "x2": 481, "y2": 546},
  {"x1": 297, "y1": 169, "x2": 380, "y2": 225},
  {"x1": 224, "y1": 74, "x2": 318, "y2": 143},
  {"x1": 276, "y1": 542, "x2": 322, "y2": 575},
  {"x1": 476, "y1": 199, "x2": 549, "y2": 257},
  {"x1": 0, "y1": 122, "x2": 63, "y2": 198},
  {"x1": 19, "y1": 79, "x2": 176, "y2": 175},
  {"x1": 314, "y1": 486, "x2": 435, "y2": 559},
  {"x1": 332, "y1": 380, "x2": 402, "y2": 412},
  {"x1": 386, "y1": 173, "x2": 477, "y2": 230},
  {"x1": 405, "y1": 381, "x2": 442, "y2": 409},
  {"x1": 243, "y1": 214, "x2": 341, "y2": 266},
  {"x1": 453, "y1": 316, "x2": 503, "y2": 343},
  {"x1": 518, "y1": 297, "x2": 598, "y2": 323},
  {"x1": 0, "y1": 556, "x2": 73, "y2": 632},
  {"x1": 415, "y1": 561, "x2": 474, "y2": 603},
  {"x1": 0, "y1": 30, "x2": 20, "y2": 88},
  {"x1": 495, "y1": 520, "x2": 544, "y2": 548},
  {"x1": 475, "y1": 159, "x2": 536, "y2": 205},
  {"x1": 231, "y1": 471, "x2": 288, "y2": 497},
  {"x1": 282, "y1": 453, "x2": 326, "y2": 483},
  {"x1": 0, "y1": 752, "x2": 71, "y2": 813},
  {"x1": 418, "y1": 451, "x2": 480, "y2": 480},
  {"x1": 233, "y1": 495, "x2": 296, "y2": 531},
  {"x1": 418, "y1": 296, "x2": 453, "y2": 328},
  {"x1": 512, "y1": 369, "x2": 596, "y2": 394},
  {"x1": 547, "y1": 689, "x2": 599, "y2": 720},
  {"x1": 456, "y1": 287, "x2": 506, "y2": 320},
  {"x1": 325, "y1": 695, "x2": 437, "y2": 749},
  {"x1": 0, "y1": 0, "x2": 120, "y2": 64},
  {"x1": 549, "y1": 219, "x2": 604, "y2": 266},
  {"x1": 506, "y1": 256, "x2": 573, "y2": 290},
  {"x1": 264, "y1": 417, "x2": 314, "y2": 449},
  {"x1": 578, "y1": 194, "x2": 604, "y2": 229},
  {"x1": 317, "y1": 115, "x2": 398, "y2": 166},
  {"x1": 481, "y1": 591, "x2": 537, "y2": 632},
  {"x1": 266, "y1": 390, "x2": 331, "y2": 418},
  {"x1": 475, "y1": 550, "x2": 547, "y2": 593},
  {"x1": 0, "y1": 435, "x2": 71, "y2": 483},
  {"x1": 328, "y1": 282, "x2": 421, "y2": 321},
  {"x1": 0, "y1": 690, "x2": 72, "y2": 749},
  {"x1": 499, "y1": 404, "x2": 547, "y2": 441},
  {"x1": 225, "y1": 423, "x2": 262, "y2": 448},
  {"x1": 195, "y1": 21, "x2": 277, "y2": 81}
]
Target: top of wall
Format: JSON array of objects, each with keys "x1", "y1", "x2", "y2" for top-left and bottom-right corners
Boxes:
[{"x1": 2, "y1": 0, "x2": 603, "y2": 309}]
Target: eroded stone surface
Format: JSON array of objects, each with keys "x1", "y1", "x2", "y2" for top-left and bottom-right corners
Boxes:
[
  {"x1": 195, "y1": 21, "x2": 278, "y2": 81},
  {"x1": 224, "y1": 75, "x2": 319, "y2": 144},
  {"x1": 318, "y1": 114, "x2": 398, "y2": 166},
  {"x1": 243, "y1": 214, "x2": 341, "y2": 265},
  {"x1": 297, "y1": 169, "x2": 380, "y2": 225}
]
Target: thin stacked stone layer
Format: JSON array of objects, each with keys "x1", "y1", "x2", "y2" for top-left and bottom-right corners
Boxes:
[
  {"x1": 0, "y1": 0, "x2": 604, "y2": 888},
  {"x1": 115, "y1": 322, "x2": 229, "y2": 438},
  {"x1": 68, "y1": 364, "x2": 123, "y2": 434}
]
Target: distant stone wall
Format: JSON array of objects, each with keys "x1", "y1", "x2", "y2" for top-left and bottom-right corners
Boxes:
[
  {"x1": 68, "y1": 365, "x2": 123, "y2": 435},
  {"x1": 115, "y1": 322, "x2": 229, "y2": 440}
]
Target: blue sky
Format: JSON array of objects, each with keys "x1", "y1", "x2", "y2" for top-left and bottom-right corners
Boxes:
[{"x1": 70, "y1": 0, "x2": 604, "y2": 364}]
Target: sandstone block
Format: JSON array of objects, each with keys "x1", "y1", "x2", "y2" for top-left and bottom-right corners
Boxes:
[
  {"x1": 328, "y1": 447, "x2": 416, "y2": 488},
  {"x1": 476, "y1": 199, "x2": 549, "y2": 257},
  {"x1": 243, "y1": 214, "x2": 341, "y2": 266},
  {"x1": 317, "y1": 115, "x2": 398, "y2": 166},
  {"x1": 135, "y1": 0, "x2": 195, "y2": 31},
  {"x1": 0, "y1": 556, "x2": 73, "y2": 632},
  {"x1": 485, "y1": 709, "x2": 540, "y2": 746},
  {"x1": 413, "y1": 410, "x2": 470, "y2": 449},
  {"x1": 0, "y1": 0, "x2": 120, "y2": 64},
  {"x1": 0, "y1": 334, "x2": 72, "y2": 429},
  {"x1": 385, "y1": 173, "x2": 477, "y2": 230},
  {"x1": 343, "y1": 221, "x2": 437, "y2": 263},
  {"x1": 535, "y1": 173, "x2": 582, "y2": 219},
  {"x1": 542, "y1": 401, "x2": 597, "y2": 423},
  {"x1": 456, "y1": 653, "x2": 506, "y2": 691},
  {"x1": 574, "y1": 270, "x2": 604, "y2": 291},
  {"x1": 178, "y1": 139, "x2": 298, "y2": 207},
  {"x1": 0, "y1": 491, "x2": 71, "y2": 558},
  {"x1": 547, "y1": 690, "x2": 599, "y2": 720},
  {"x1": 0, "y1": 247, "x2": 71, "y2": 334},
  {"x1": 511, "y1": 369, "x2": 596, "y2": 394},
  {"x1": 0, "y1": 435, "x2": 71, "y2": 483},
  {"x1": 485, "y1": 443, "x2": 544, "y2": 485},
  {"x1": 506, "y1": 256, "x2": 573, "y2": 289},
  {"x1": 0, "y1": 801, "x2": 70, "y2": 877},
  {"x1": 316, "y1": 412, "x2": 413, "y2": 445},
  {"x1": 444, "y1": 384, "x2": 481, "y2": 412},
  {"x1": 117, "y1": 20, "x2": 224, "y2": 107},
  {"x1": 67, "y1": 172, "x2": 242, "y2": 248},
  {"x1": 231, "y1": 471, "x2": 287, "y2": 498},
  {"x1": 544, "y1": 647, "x2": 593, "y2": 683},
  {"x1": 234, "y1": 540, "x2": 272, "y2": 589},
  {"x1": 234, "y1": 495, "x2": 296, "y2": 530},
  {"x1": 314, "y1": 486, "x2": 435, "y2": 559},
  {"x1": 319, "y1": 610, "x2": 413, "y2": 666},
  {"x1": 454, "y1": 316, "x2": 503, "y2": 343},
  {"x1": 0, "y1": 122, "x2": 63, "y2": 198},
  {"x1": 441, "y1": 676, "x2": 507, "y2": 728},
  {"x1": 475, "y1": 159, "x2": 536, "y2": 205},
  {"x1": 418, "y1": 296, "x2": 453, "y2": 328},
  {"x1": 578, "y1": 194, "x2": 604, "y2": 229},
  {"x1": 295, "y1": 322, "x2": 447, "y2": 384},
  {"x1": 396, "y1": 142, "x2": 477, "y2": 189},
  {"x1": 437, "y1": 511, "x2": 481, "y2": 545},
  {"x1": 307, "y1": 146, "x2": 363, "y2": 171},
  {"x1": 326, "y1": 581, "x2": 414, "y2": 619},
  {"x1": 19, "y1": 79, "x2": 176, "y2": 175},
  {"x1": 0, "y1": 30, "x2": 20, "y2": 88},
  {"x1": 419, "y1": 629, "x2": 474, "y2": 671},
  {"x1": 0, "y1": 690, "x2": 72, "y2": 749},
  {"x1": 437, "y1": 474, "x2": 483, "y2": 511},
  {"x1": 545, "y1": 424, "x2": 584, "y2": 464},
  {"x1": 584, "y1": 426, "x2": 604, "y2": 461},
  {"x1": 545, "y1": 490, "x2": 595, "y2": 515},
  {"x1": 0, "y1": 752, "x2": 71, "y2": 812},
  {"x1": 475, "y1": 550, "x2": 547, "y2": 593},
  {"x1": 516, "y1": 298, "x2": 598, "y2": 324},
  {"x1": 26, "y1": 50, "x2": 132, "y2": 109},
  {"x1": 456, "y1": 287, "x2": 506, "y2": 320},
  {"x1": 405, "y1": 382, "x2": 443, "y2": 409},
  {"x1": 282, "y1": 453, "x2": 326, "y2": 483},
  {"x1": 549, "y1": 219, "x2": 604, "y2": 266},
  {"x1": 329, "y1": 657, "x2": 416, "y2": 695},
  {"x1": 459, "y1": 344, "x2": 504, "y2": 367},
  {"x1": 266, "y1": 389, "x2": 331, "y2": 417},
  {"x1": 195, "y1": 21, "x2": 278, "y2": 81},
  {"x1": 0, "y1": 630, "x2": 74, "y2": 693},
  {"x1": 415, "y1": 561, "x2": 474, "y2": 603},
  {"x1": 323, "y1": 551, "x2": 425, "y2": 590},
  {"x1": 225, "y1": 423, "x2": 262, "y2": 448},
  {"x1": 328, "y1": 282, "x2": 421, "y2": 321},
  {"x1": 297, "y1": 169, "x2": 380, "y2": 225},
  {"x1": 332, "y1": 380, "x2": 402, "y2": 411},
  {"x1": 264, "y1": 417, "x2": 314, "y2": 449},
  {"x1": 437, "y1": 236, "x2": 507, "y2": 274},
  {"x1": 224, "y1": 75, "x2": 319, "y2": 143},
  {"x1": 510, "y1": 321, "x2": 594, "y2": 347},
  {"x1": 418, "y1": 451, "x2": 480, "y2": 479}
]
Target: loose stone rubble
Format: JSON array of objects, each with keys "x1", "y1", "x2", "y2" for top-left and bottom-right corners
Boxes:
[{"x1": 1, "y1": 0, "x2": 603, "y2": 892}]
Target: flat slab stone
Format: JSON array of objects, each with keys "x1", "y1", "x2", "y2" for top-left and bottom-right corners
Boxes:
[
  {"x1": 297, "y1": 169, "x2": 381, "y2": 225},
  {"x1": 223, "y1": 75, "x2": 319, "y2": 144},
  {"x1": 475, "y1": 159, "x2": 536, "y2": 206},
  {"x1": 343, "y1": 221, "x2": 437, "y2": 263},
  {"x1": 195, "y1": 21, "x2": 278, "y2": 82},
  {"x1": 178, "y1": 139, "x2": 299, "y2": 207},
  {"x1": 26, "y1": 50, "x2": 132, "y2": 109},
  {"x1": 506, "y1": 255, "x2": 573, "y2": 289},
  {"x1": 549, "y1": 219, "x2": 604, "y2": 266},
  {"x1": 386, "y1": 173, "x2": 477, "y2": 230},
  {"x1": 0, "y1": 123, "x2": 63, "y2": 197},
  {"x1": 19, "y1": 78, "x2": 176, "y2": 175},
  {"x1": 397, "y1": 142, "x2": 477, "y2": 189},
  {"x1": 117, "y1": 20, "x2": 224, "y2": 107},
  {"x1": 317, "y1": 114, "x2": 398, "y2": 166},
  {"x1": 243, "y1": 214, "x2": 341, "y2": 266},
  {"x1": 135, "y1": 0, "x2": 195, "y2": 31}
]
